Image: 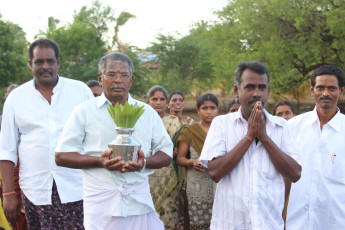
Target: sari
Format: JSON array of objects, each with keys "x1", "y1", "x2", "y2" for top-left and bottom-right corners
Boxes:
[
  {"x1": 149, "y1": 115, "x2": 184, "y2": 230},
  {"x1": 177, "y1": 123, "x2": 215, "y2": 230}
]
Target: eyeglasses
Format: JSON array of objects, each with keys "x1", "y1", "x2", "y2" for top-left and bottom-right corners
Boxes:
[{"x1": 103, "y1": 72, "x2": 132, "y2": 81}]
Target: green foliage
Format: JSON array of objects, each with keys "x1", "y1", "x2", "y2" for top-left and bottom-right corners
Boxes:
[
  {"x1": 124, "y1": 47, "x2": 155, "y2": 97},
  {"x1": 0, "y1": 14, "x2": 31, "y2": 88},
  {"x1": 148, "y1": 33, "x2": 214, "y2": 98},
  {"x1": 34, "y1": 0, "x2": 112, "y2": 82},
  {"x1": 203, "y1": 0, "x2": 345, "y2": 97},
  {"x1": 107, "y1": 102, "x2": 145, "y2": 128}
]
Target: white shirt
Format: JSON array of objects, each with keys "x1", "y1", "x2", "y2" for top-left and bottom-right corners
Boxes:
[
  {"x1": 55, "y1": 93, "x2": 173, "y2": 216},
  {"x1": 0, "y1": 76, "x2": 93, "y2": 205},
  {"x1": 286, "y1": 108, "x2": 345, "y2": 230},
  {"x1": 200, "y1": 109, "x2": 298, "y2": 230}
]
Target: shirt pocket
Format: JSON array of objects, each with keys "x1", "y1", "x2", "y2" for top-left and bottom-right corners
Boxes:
[{"x1": 324, "y1": 152, "x2": 345, "y2": 184}]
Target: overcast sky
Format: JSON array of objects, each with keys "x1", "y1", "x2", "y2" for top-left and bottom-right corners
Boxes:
[{"x1": 1, "y1": 0, "x2": 228, "y2": 49}]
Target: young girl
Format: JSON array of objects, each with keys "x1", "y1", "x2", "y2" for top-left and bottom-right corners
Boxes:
[{"x1": 177, "y1": 93, "x2": 219, "y2": 230}]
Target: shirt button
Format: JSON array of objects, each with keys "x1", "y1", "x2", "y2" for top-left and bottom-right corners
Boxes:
[{"x1": 305, "y1": 205, "x2": 309, "y2": 210}]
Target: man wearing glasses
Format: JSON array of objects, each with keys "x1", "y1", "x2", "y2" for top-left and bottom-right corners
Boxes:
[{"x1": 55, "y1": 52, "x2": 173, "y2": 230}]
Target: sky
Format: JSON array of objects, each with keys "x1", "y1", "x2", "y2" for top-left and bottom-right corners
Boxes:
[{"x1": 1, "y1": 0, "x2": 228, "y2": 49}]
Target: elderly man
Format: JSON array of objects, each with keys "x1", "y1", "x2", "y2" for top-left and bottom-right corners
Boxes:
[
  {"x1": 0, "y1": 38, "x2": 93, "y2": 229},
  {"x1": 199, "y1": 61, "x2": 301, "y2": 229},
  {"x1": 286, "y1": 65, "x2": 345, "y2": 229},
  {"x1": 55, "y1": 52, "x2": 173, "y2": 230}
]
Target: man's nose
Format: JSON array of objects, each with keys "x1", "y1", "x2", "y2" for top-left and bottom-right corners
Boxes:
[
  {"x1": 253, "y1": 88, "x2": 261, "y2": 98},
  {"x1": 114, "y1": 75, "x2": 122, "y2": 83},
  {"x1": 322, "y1": 88, "x2": 330, "y2": 96},
  {"x1": 42, "y1": 61, "x2": 49, "y2": 69}
]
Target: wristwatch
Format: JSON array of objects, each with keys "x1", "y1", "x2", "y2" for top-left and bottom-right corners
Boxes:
[{"x1": 140, "y1": 158, "x2": 147, "y2": 172}]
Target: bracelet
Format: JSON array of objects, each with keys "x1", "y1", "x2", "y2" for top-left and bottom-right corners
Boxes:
[
  {"x1": 245, "y1": 136, "x2": 253, "y2": 143},
  {"x1": 187, "y1": 160, "x2": 192, "y2": 167},
  {"x1": 3, "y1": 191, "x2": 17, "y2": 197}
]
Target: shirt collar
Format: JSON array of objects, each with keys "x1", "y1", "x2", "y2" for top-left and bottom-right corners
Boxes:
[
  {"x1": 97, "y1": 93, "x2": 134, "y2": 108},
  {"x1": 308, "y1": 106, "x2": 342, "y2": 132},
  {"x1": 234, "y1": 106, "x2": 284, "y2": 128},
  {"x1": 31, "y1": 75, "x2": 61, "y2": 92}
]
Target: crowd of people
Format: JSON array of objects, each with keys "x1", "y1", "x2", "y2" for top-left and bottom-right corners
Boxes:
[{"x1": 0, "y1": 38, "x2": 344, "y2": 230}]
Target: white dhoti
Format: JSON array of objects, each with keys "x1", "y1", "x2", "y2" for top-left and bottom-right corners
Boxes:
[{"x1": 83, "y1": 173, "x2": 164, "y2": 230}]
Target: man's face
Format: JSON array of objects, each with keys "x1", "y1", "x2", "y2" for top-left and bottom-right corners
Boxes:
[
  {"x1": 98, "y1": 60, "x2": 133, "y2": 104},
  {"x1": 311, "y1": 74, "x2": 344, "y2": 111},
  {"x1": 234, "y1": 69, "x2": 270, "y2": 119},
  {"x1": 275, "y1": 105, "x2": 294, "y2": 120},
  {"x1": 29, "y1": 46, "x2": 60, "y2": 87},
  {"x1": 91, "y1": 85, "x2": 103, "y2": 97}
]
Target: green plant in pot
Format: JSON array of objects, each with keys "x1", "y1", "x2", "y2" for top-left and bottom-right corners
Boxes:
[{"x1": 107, "y1": 101, "x2": 145, "y2": 162}]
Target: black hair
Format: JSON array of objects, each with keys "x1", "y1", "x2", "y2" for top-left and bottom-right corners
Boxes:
[
  {"x1": 147, "y1": 85, "x2": 168, "y2": 100},
  {"x1": 227, "y1": 98, "x2": 240, "y2": 112},
  {"x1": 28, "y1": 38, "x2": 60, "y2": 60},
  {"x1": 168, "y1": 91, "x2": 184, "y2": 103},
  {"x1": 196, "y1": 93, "x2": 219, "y2": 109},
  {"x1": 310, "y1": 65, "x2": 345, "y2": 88},
  {"x1": 234, "y1": 61, "x2": 270, "y2": 86},
  {"x1": 86, "y1": 80, "x2": 100, "y2": 88},
  {"x1": 273, "y1": 100, "x2": 295, "y2": 115}
]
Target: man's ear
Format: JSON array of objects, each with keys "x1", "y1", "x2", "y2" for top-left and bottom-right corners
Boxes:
[
  {"x1": 340, "y1": 86, "x2": 345, "y2": 95},
  {"x1": 28, "y1": 59, "x2": 32, "y2": 68},
  {"x1": 98, "y1": 74, "x2": 103, "y2": 87},
  {"x1": 129, "y1": 75, "x2": 134, "y2": 88},
  {"x1": 234, "y1": 84, "x2": 239, "y2": 97}
]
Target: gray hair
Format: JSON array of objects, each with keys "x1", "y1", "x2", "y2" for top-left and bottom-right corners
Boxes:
[
  {"x1": 5, "y1": 84, "x2": 19, "y2": 100},
  {"x1": 98, "y1": 52, "x2": 134, "y2": 75}
]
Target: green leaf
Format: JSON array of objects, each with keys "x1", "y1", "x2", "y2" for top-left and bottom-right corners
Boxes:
[{"x1": 107, "y1": 101, "x2": 145, "y2": 128}]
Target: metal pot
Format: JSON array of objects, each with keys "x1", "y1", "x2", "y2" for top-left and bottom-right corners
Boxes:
[{"x1": 108, "y1": 127, "x2": 140, "y2": 162}]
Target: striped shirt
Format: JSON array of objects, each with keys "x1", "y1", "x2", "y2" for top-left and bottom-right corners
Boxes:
[{"x1": 200, "y1": 109, "x2": 298, "y2": 230}]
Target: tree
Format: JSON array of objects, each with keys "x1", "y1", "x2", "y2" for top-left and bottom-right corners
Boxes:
[
  {"x1": 35, "y1": 1, "x2": 112, "y2": 82},
  {"x1": 0, "y1": 15, "x2": 31, "y2": 88},
  {"x1": 35, "y1": 16, "x2": 60, "y2": 39},
  {"x1": 148, "y1": 33, "x2": 214, "y2": 98},
  {"x1": 0, "y1": 14, "x2": 31, "y2": 113},
  {"x1": 200, "y1": 0, "x2": 345, "y2": 109},
  {"x1": 113, "y1": 11, "x2": 136, "y2": 53}
]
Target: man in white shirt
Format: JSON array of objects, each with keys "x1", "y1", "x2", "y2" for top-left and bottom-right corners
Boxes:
[
  {"x1": 199, "y1": 61, "x2": 301, "y2": 230},
  {"x1": 286, "y1": 65, "x2": 345, "y2": 229},
  {"x1": 55, "y1": 52, "x2": 173, "y2": 230},
  {"x1": 0, "y1": 39, "x2": 93, "y2": 229}
]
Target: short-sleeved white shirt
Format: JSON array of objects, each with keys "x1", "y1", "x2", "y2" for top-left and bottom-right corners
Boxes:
[
  {"x1": 200, "y1": 109, "x2": 298, "y2": 230},
  {"x1": 0, "y1": 76, "x2": 93, "y2": 205},
  {"x1": 286, "y1": 108, "x2": 345, "y2": 230},
  {"x1": 55, "y1": 93, "x2": 173, "y2": 216}
]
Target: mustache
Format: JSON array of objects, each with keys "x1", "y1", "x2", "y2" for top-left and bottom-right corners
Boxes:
[
  {"x1": 249, "y1": 98, "x2": 265, "y2": 106},
  {"x1": 40, "y1": 70, "x2": 51, "y2": 74},
  {"x1": 320, "y1": 96, "x2": 332, "y2": 101},
  {"x1": 110, "y1": 85, "x2": 125, "y2": 90}
]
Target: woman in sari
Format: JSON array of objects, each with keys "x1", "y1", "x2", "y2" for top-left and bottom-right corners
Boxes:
[
  {"x1": 147, "y1": 85, "x2": 184, "y2": 229},
  {"x1": 177, "y1": 93, "x2": 219, "y2": 230},
  {"x1": 168, "y1": 92, "x2": 194, "y2": 126}
]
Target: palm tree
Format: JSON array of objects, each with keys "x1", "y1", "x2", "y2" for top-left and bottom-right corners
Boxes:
[
  {"x1": 112, "y1": 11, "x2": 136, "y2": 53},
  {"x1": 35, "y1": 16, "x2": 60, "y2": 39}
]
